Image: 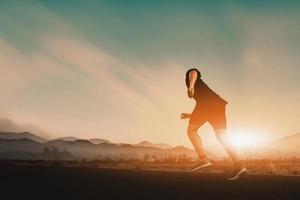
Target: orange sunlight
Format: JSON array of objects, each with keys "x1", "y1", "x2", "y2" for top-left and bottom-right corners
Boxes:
[{"x1": 228, "y1": 129, "x2": 267, "y2": 149}]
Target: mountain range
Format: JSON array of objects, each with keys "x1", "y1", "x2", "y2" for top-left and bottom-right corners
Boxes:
[
  {"x1": 0, "y1": 131, "x2": 299, "y2": 160},
  {"x1": 0, "y1": 132, "x2": 46, "y2": 143},
  {"x1": 0, "y1": 131, "x2": 217, "y2": 160},
  {"x1": 257, "y1": 133, "x2": 300, "y2": 158}
]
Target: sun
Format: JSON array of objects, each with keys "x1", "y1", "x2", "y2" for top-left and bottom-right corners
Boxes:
[{"x1": 227, "y1": 129, "x2": 266, "y2": 149}]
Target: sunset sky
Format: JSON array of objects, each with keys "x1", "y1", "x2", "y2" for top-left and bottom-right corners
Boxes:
[{"x1": 0, "y1": 0, "x2": 299, "y2": 148}]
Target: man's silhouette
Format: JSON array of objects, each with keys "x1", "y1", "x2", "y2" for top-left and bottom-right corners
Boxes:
[{"x1": 181, "y1": 68, "x2": 247, "y2": 180}]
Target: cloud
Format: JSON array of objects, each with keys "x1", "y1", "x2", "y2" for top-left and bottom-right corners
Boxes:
[
  {"x1": 0, "y1": 31, "x2": 191, "y2": 145},
  {"x1": 40, "y1": 34, "x2": 190, "y2": 109},
  {"x1": 37, "y1": 35, "x2": 191, "y2": 142},
  {"x1": 0, "y1": 38, "x2": 73, "y2": 100},
  {"x1": 41, "y1": 36, "x2": 148, "y2": 104}
]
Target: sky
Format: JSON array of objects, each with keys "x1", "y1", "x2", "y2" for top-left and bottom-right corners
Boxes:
[{"x1": 0, "y1": 0, "x2": 299, "y2": 148}]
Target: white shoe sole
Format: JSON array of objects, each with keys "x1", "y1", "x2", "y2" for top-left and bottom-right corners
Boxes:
[
  {"x1": 228, "y1": 168, "x2": 247, "y2": 180},
  {"x1": 191, "y1": 162, "x2": 212, "y2": 172}
]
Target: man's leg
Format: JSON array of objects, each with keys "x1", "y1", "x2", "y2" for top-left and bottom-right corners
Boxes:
[
  {"x1": 214, "y1": 129, "x2": 240, "y2": 165},
  {"x1": 187, "y1": 123, "x2": 212, "y2": 171},
  {"x1": 210, "y1": 106, "x2": 240, "y2": 165},
  {"x1": 187, "y1": 123, "x2": 206, "y2": 159},
  {"x1": 210, "y1": 107, "x2": 247, "y2": 179},
  {"x1": 215, "y1": 129, "x2": 247, "y2": 180}
]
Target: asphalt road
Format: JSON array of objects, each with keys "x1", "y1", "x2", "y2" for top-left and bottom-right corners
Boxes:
[{"x1": 1, "y1": 165, "x2": 300, "y2": 200}]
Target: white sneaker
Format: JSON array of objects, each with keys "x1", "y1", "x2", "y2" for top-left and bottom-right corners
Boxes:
[
  {"x1": 228, "y1": 166, "x2": 247, "y2": 180},
  {"x1": 191, "y1": 158, "x2": 212, "y2": 171}
]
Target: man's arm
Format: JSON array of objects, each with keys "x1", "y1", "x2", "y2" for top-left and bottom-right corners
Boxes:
[
  {"x1": 180, "y1": 113, "x2": 191, "y2": 119},
  {"x1": 189, "y1": 70, "x2": 197, "y2": 89},
  {"x1": 180, "y1": 70, "x2": 197, "y2": 119},
  {"x1": 187, "y1": 70, "x2": 197, "y2": 98}
]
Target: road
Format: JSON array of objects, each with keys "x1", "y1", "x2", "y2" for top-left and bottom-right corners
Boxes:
[{"x1": 1, "y1": 165, "x2": 300, "y2": 200}]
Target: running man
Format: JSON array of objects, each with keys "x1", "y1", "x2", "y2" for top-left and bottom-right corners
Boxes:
[{"x1": 181, "y1": 68, "x2": 247, "y2": 180}]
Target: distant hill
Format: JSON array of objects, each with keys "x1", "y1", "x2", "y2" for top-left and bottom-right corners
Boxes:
[
  {"x1": 51, "y1": 137, "x2": 111, "y2": 145},
  {"x1": 0, "y1": 118, "x2": 48, "y2": 138},
  {"x1": 0, "y1": 136, "x2": 220, "y2": 161},
  {"x1": 0, "y1": 131, "x2": 46, "y2": 143},
  {"x1": 0, "y1": 138, "x2": 45, "y2": 154},
  {"x1": 274, "y1": 133, "x2": 300, "y2": 150},
  {"x1": 240, "y1": 133, "x2": 300, "y2": 159},
  {"x1": 261, "y1": 133, "x2": 300, "y2": 158},
  {"x1": 134, "y1": 141, "x2": 172, "y2": 149},
  {"x1": 53, "y1": 136, "x2": 79, "y2": 142},
  {"x1": 0, "y1": 138, "x2": 76, "y2": 160},
  {"x1": 2, "y1": 130, "x2": 300, "y2": 160},
  {"x1": 89, "y1": 138, "x2": 111, "y2": 144}
]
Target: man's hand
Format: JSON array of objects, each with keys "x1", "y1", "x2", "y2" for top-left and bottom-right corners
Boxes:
[
  {"x1": 180, "y1": 113, "x2": 191, "y2": 119},
  {"x1": 187, "y1": 87, "x2": 194, "y2": 98}
]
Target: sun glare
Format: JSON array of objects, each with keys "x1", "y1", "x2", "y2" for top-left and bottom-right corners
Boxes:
[{"x1": 228, "y1": 130, "x2": 266, "y2": 149}]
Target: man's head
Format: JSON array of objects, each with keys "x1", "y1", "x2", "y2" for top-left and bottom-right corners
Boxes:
[
  {"x1": 185, "y1": 68, "x2": 201, "y2": 88},
  {"x1": 186, "y1": 68, "x2": 201, "y2": 78}
]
